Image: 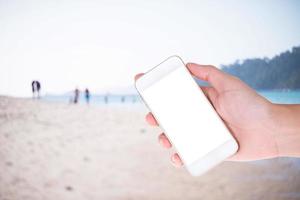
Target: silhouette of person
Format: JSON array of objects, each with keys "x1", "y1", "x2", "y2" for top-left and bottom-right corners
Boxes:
[
  {"x1": 85, "y1": 88, "x2": 90, "y2": 104},
  {"x1": 74, "y1": 88, "x2": 80, "y2": 104},
  {"x1": 31, "y1": 81, "x2": 36, "y2": 98},
  {"x1": 31, "y1": 80, "x2": 41, "y2": 99},
  {"x1": 36, "y1": 81, "x2": 41, "y2": 98}
]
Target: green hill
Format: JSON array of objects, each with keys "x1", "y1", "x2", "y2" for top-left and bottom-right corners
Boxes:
[{"x1": 221, "y1": 46, "x2": 300, "y2": 90}]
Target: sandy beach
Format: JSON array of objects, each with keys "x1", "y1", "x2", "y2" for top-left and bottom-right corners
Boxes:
[{"x1": 0, "y1": 96, "x2": 299, "y2": 200}]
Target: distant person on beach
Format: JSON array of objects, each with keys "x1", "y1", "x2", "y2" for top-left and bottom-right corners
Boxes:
[
  {"x1": 85, "y1": 88, "x2": 90, "y2": 104},
  {"x1": 104, "y1": 94, "x2": 108, "y2": 104},
  {"x1": 31, "y1": 80, "x2": 41, "y2": 99},
  {"x1": 74, "y1": 88, "x2": 80, "y2": 104},
  {"x1": 135, "y1": 63, "x2": 300, "y2": 167},
  {"x1": 31, "y1": 81, "x2": 35, "y2": 98},
  {"x1": 36, "y1": 81, "x2": 41, "y2": 98}
]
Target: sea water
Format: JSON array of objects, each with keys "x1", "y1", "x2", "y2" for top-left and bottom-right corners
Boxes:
[
  {"x1": 43, "y1": 94, "x2": 142, "y2": 105},
  {"x1": 44, "y1": 90, "x2": 300, "y2": 105},
  {"x1": 259, "y1": 90, "x2": 300, "y2": 104}
]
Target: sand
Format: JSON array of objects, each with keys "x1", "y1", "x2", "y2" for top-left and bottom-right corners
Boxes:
[{"x1": 0, "y1": 96, "x2": 299, "y2": 200}]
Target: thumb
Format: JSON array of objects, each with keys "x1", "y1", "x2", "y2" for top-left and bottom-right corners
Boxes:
[{"x1": 186, "y1": 63, "x2": 234, "y2": 92}]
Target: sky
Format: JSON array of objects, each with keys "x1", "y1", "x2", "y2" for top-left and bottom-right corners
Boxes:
[{"x1": 1, "y1": 0, "x2": 300, "y2": 97}]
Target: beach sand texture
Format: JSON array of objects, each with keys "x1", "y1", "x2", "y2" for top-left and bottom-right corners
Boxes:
[{"x1": 0, "y1": 96, "x2": 299, "y2": 200}]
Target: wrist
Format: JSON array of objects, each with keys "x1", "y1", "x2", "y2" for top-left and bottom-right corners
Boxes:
[{"x1": 269, "y1": 103, "x2": 300, "y2": 157}]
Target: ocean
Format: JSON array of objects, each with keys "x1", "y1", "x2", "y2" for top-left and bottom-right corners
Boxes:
[
  {"x1": 44, "y1": 90, "x2": 300, "y2": 105},
  {"x1": 258, "y1": 90, "x2": 300, "y2": 104}
]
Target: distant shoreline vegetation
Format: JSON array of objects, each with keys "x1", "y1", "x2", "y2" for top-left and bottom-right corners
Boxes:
[{"x1": 221, "y1": 46, "x2": 300, "y2": 90}]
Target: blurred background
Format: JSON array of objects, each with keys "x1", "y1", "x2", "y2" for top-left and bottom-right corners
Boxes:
[{"x1": 0, "y1": 0, "x2": 299, "y2": 200}]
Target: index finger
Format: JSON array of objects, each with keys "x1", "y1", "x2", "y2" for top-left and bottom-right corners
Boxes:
[{"x1": 186, "y1": 63, "x2": 231, "y2": 93}]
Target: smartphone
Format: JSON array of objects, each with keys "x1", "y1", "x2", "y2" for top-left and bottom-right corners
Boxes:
[{"x1": 135, "y1": 56, "x2": 238, "y2": 176}]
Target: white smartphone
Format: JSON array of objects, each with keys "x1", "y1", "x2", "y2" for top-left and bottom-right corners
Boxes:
[{"x1": 135, "y1": 56, "x2": 238, "y2": 176}]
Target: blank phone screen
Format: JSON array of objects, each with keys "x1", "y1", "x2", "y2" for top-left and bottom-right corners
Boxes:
[{"x1": 141, "y1": 64, "x2": 232, "y2": 166}]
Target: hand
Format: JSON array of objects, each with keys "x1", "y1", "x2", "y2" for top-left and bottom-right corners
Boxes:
[{"x1": 135, "y1": 63, "x2": 300, "y2": 167}]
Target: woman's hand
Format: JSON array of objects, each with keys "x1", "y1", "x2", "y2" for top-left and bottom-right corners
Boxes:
[{"x1": 135, "y1": 63, "x2": 300, "y2": 167}]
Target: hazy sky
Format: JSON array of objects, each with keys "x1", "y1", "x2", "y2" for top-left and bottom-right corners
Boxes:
[{"x1": 1, "y1": 0, "x2": 300, "y2": 97}]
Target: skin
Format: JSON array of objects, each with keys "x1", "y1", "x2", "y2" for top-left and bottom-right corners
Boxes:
[{"x1": 135, "y1": 63, "x2": 300, "y2": 167}]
